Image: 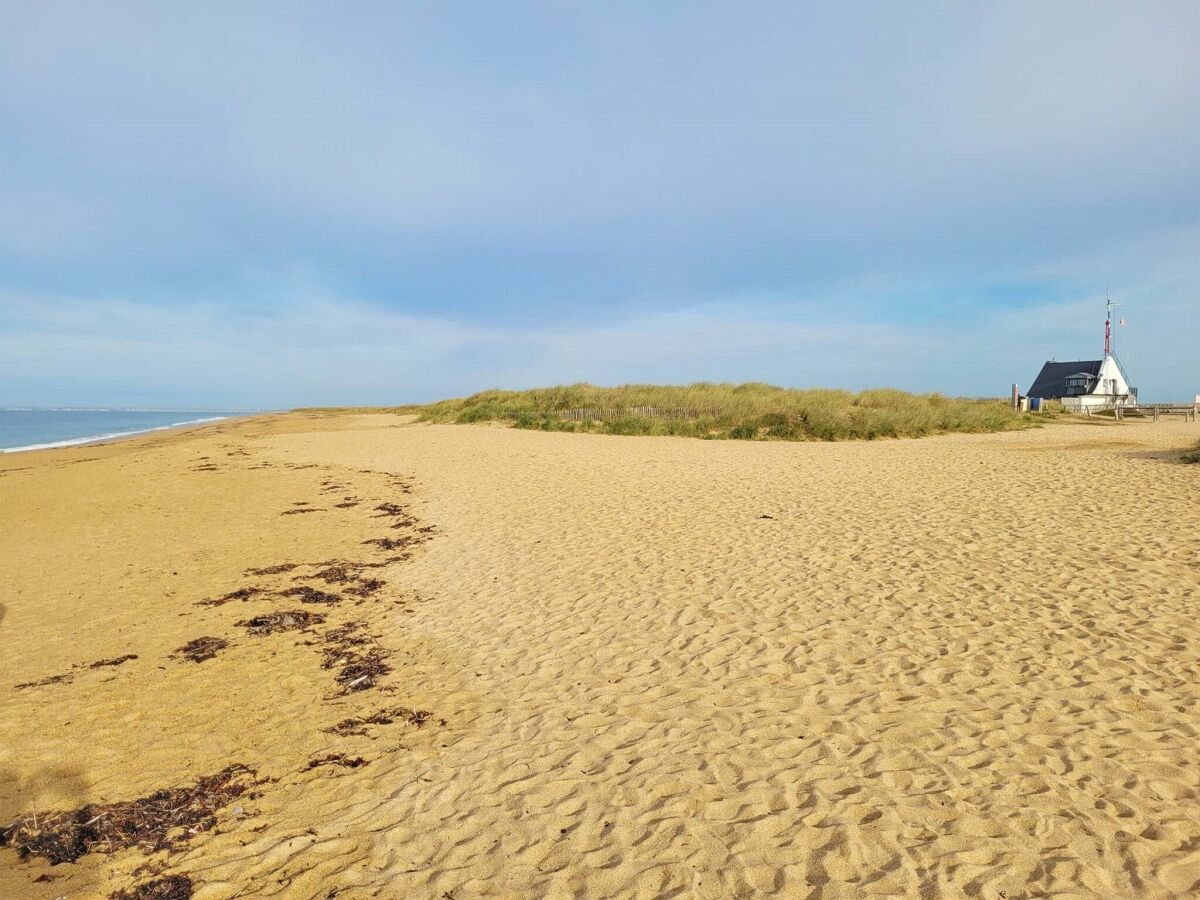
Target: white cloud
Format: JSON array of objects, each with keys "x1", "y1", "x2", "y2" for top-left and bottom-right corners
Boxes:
[
  {"x1": 0, "y1": 4, "x2": 1196, "y2": 405},
  {"x1": 5, "y1": 228, "x2": 1195, "y2": 408}
]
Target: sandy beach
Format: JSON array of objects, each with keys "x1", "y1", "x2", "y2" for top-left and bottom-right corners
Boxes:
[{"x1": 2, "y1": 413, "x2": 1198, "y2": 899}]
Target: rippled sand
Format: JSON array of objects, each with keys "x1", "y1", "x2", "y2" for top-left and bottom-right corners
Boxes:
[{"x1": 2, "y1": 413, "x2": 1198, "y2": 898}]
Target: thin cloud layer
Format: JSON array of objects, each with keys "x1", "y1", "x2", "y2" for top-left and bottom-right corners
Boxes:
[{"x1": 0, "y1": 2, "x2": 1196, "y2": 404}]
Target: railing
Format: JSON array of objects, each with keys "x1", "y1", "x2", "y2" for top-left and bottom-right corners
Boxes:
[
  {"x1": 1121, "y1": 405, "x2": 1198, "y2": 422},
  {"x1": 1080, "y1": 403, "x2": 1198, "y2": 422}
]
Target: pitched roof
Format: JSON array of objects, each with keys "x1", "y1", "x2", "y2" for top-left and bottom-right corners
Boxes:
[{"x1": 1028, "y1": 359, "x2": 1103, "y2": 399}]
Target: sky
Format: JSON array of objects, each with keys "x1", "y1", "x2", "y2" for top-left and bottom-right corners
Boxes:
[{"x1": 1, "y1": 1, "x2": 1197, "y2": 408}]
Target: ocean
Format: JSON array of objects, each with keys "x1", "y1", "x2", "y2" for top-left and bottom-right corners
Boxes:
[{"x1": 0, "y1": 409, "x2": 250, "y2": 453}]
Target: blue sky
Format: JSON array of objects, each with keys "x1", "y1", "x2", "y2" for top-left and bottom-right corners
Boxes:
[{"x1": 1, "y1": 1, "x2": 1197, "y2": 407}]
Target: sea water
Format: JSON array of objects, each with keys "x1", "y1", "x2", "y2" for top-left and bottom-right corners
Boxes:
[{"x1": 0, "y1": 409, "x2": 250, "y2": 453}]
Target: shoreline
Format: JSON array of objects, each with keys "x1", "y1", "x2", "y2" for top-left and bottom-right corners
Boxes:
[{"x1": 0, "y1": 413, "x2": 269, "y2": 455}]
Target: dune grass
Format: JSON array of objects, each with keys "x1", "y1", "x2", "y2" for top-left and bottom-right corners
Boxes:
[
  {"x1": 1183, "y1": 443, "x2": 1200, "y2": 464},
  {"x1": 381, "y1": 383, "x2": 1038, "y2": 441}
]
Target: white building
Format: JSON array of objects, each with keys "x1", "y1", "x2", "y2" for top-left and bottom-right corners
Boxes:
[
  {"x1": 1027, "y1": 356, "x2": 1136, "y2": 410},
  {"x1": 1027, "y1": 302, "x2": 1137, "y2": 410}
]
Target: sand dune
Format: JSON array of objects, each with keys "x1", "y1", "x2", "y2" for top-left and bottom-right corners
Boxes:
[{"x1": 2, "y1": 414, "x2": 1198, "y2": 898}]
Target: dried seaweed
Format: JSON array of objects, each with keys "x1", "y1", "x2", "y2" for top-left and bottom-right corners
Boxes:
[
  {"x1": 171, "y1": 637, "x2": 228, "y2": 663},
  {"x1": 362, "y1": 536, "x2": 419, "y2": 552},
  {"x1": 305, "y1": 565, "x2": 358, "y2": 585},
  {"x1": 305, "y1": 754, "x2": 368, "y2": 770},
  {"x1": 371, "y1": 502, "x2": 420, "y2": 527},
  {"x1": 244, "y1": 563, "x2": 297, "y2": 576},
  {"x1": 278, "y1": 586, "x2": 342, "y2": 606},
  {"x1": 236, "y1": 610, "x2": 325, "y2": 635},
  {"x1": 324, "y1": 706, "x2": 432, "y2": 736},
  {"x1": 293, "y1": 565, "x2": 386, "y2": 599},
  {"x1": 89, "y1": 655, "x2": 138, "y2": 668},
  {"x1": 195, "y1": 587, "x2": 264, "y2": 608},
  {"x1": 111, "y1": 874, "x2": 193, "y2": 899},
  {"x1": 0, "y1": 766, "x2": 256, "y2": 865},
  {"x1": 280, "y1": 508, "x2": 320, "y2": 515},
  {"x1": 343, "y1": 579, "x2": 385, "y2": 598},
  {"x1": 14, "y1": 672, "x2": 74, "y2": 690},
  {"x1": 15, "y1": 653, "x2": 139, "y2": 688},
  {"x1": 331, "y1": 652, "x2": 390, "y2": 693},
  {"x1": 320, "y1": 622, "x2": 390, "y2": 694},
  {"x1": 372, "y1": 502, "x2": 408, "y2": 517},
  {"x1": 321, "y1": 621, "x2": 371, "y2": 647}
]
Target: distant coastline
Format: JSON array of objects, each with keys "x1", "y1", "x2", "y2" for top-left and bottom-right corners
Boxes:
[{"x1": 0, "y1": 410, "x2": 260, "y2": 453}]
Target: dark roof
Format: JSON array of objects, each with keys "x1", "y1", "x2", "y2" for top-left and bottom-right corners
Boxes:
[{"x1": 1028, "y1": 359, "x2": 1103, "y2": 399}]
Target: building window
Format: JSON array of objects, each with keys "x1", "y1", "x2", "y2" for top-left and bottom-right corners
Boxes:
[{"x1": 1064, "y1": 375, "x2": 1089, "y2": 396}]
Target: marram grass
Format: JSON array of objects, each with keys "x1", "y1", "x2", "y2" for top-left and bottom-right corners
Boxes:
[{"x1": 341, "y1": 383, "x2": 1040, "y2": 441}]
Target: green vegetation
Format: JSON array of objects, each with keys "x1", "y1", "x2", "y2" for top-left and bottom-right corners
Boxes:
[{"x1": 389, "y1": 383, "x2": 1037, "y2": 441}]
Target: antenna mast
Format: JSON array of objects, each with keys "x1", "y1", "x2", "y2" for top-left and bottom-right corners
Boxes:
[{"x1": 1104, "y1": 290, "x2": 1118, "y2": 357}]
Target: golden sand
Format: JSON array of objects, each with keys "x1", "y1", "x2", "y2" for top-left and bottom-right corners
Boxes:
[{"x1": 1, "y1": 413, "x2": 1198, "y2": 898}]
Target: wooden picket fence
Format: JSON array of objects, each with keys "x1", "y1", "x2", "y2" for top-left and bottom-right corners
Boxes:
[{"x1": 558, "y1": 406, "x2": 720, "y2": 422}]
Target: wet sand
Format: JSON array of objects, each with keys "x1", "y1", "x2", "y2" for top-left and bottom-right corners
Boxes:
[{"x1": 1, "y1": 413, "x2": 1198, "y2": 898}]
